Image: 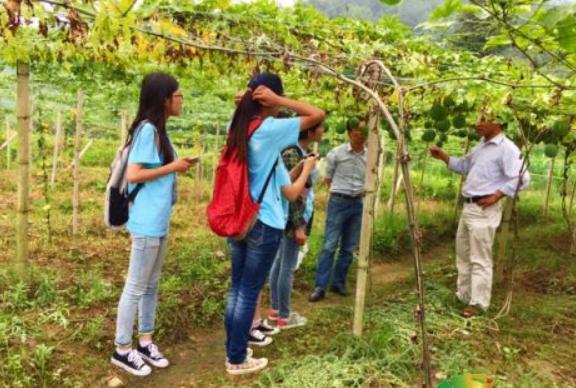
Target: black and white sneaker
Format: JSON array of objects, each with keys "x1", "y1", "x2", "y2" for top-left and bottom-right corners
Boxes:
[
  {"x1": 137, "y1": 343, "x2": 170, "y2": 368},
  {"x1": 254, "y1": 319, "x2": 280, "y2": 336},
  {"x1": 111, "y1": 349, "x2": 152, "y2": 377},
  {"x1": 248, "y1": 329, "x2": 273, "y2": 347}
]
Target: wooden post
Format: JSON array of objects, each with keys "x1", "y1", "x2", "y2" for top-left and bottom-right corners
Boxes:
[
  {"x1": 543, "y1": 157, "x2": 555, "y2": 218},
  {"x1": 15, "y1": 61, "x2": 30, "y2": 278},
  {"x1": 495, "y1": 198, "x2": 514, "y2": 282},
  {"x1": 5, "y1": 118, "x2": 11, "y2": 169},
  {"x1": 50, "y1": 111, "x2": 63, "y2": 186},
  {"x1": 353, "y1": 106, "x2": 380, "y2": 336},
  {"x1": 72, "y1": 91, "x2": 83, "y2": 237}
]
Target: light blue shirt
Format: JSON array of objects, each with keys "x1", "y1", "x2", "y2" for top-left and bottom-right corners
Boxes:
[
  {"x1": 448, "y1": 134, "x2": 530, "y2": 198},
  {"x1": 325, "y1": 143, "x2": 367, "y2": 196},
  {"x1": 127, "y1": 122, "x2": 176, "y2": 237},
  {"x1": 249, "y1": 117, "x2": 300, "y2": 230}
]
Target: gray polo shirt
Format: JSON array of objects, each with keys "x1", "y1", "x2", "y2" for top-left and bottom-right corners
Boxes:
[{"x1": 325, "y1": 143, "x2": 367, "y2": 197}]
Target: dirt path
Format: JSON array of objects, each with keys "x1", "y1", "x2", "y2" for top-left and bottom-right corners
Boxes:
[{"x1": 102, "y1": 248, "x2": 447, "y2": 387}]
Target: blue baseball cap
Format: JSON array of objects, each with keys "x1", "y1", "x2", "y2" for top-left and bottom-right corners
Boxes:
[{"x1": 248, "y1": 72, "x2": 284, "y2": 96}]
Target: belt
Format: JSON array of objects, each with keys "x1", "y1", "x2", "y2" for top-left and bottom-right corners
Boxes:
[
  {"x1": 463, "y1": 195, "x2": 490, "y2": 204},
  {"x1": 331, "y1": 192, "x2": 364, "y2": 200}
]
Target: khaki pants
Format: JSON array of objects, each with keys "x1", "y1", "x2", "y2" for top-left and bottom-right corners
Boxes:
[{"x1": 455, "y1": 202, "x2": 503, "y2": 310}]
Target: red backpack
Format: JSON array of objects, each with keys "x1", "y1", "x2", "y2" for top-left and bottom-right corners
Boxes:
[{"x1": 207, "y1": 118, "x2": 278, "y2": 240}]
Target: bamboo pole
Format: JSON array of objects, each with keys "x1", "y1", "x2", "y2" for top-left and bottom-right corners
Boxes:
[
  {"x1": 65, "y1": 138, "x2": 94, "y2": 171},
  {"x1": 15, "y1": 61, "x2": 30, "y2": 278},
  {"x1": 72, "y1": 91, "x2": 83, "y2": 237},
  {"x1": 495, "y1": 198, "x2": 514, "y2": 283},
  {"x1": 543, "y1": 157, "x2": 555, "y2": 218},
  {"x1": 0, "y1": 133, "x2": 17, "y2": 151},
  {"x1": 50, "y1": 111, "x2": 63, "y2": 186},
  {"x1": 396, "y1": 88, "x2": 432, "y2": 388},
  {"x1": 353, "y1": 106, "x2": 380, "y2": 337}
]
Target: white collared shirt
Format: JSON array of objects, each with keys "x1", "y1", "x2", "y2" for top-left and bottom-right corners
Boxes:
[
  {"x1": 448, "y1": 134, "x2": 530, "y2": 198},
  {"x1": 325, "y1": 143, "x2": 367, "y2": 196}
]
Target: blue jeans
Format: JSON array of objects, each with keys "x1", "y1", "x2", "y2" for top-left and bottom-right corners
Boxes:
[
  {"x1": 225, "y1": 221, "x2": 283, "y2": 364},
  {"x1": 315, "y1": 195, "x2": 363, "y2": 290},
  {"x1": 115, "y1": 235, "x2": 168, "y2": 347},
  {"x1": 269, "y1": 235, "x2": 300, "y2": 318}
]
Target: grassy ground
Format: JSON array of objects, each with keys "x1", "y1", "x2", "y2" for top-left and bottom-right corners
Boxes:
[{"x1": 0, "y1": 159, "x2": 575, "y2": 387}]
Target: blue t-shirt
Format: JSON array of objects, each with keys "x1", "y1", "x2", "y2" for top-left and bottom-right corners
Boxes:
[
  {"x1": 249, "y1": 117, "x2": 300, "y2": 230},
  {"x1": 127, "y1": 122, "x2": 176, "y2": 237}
]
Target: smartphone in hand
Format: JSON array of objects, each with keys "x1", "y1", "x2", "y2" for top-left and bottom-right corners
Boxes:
[{"x1": 185, "y1": 156, "x2": 201, "y2": 164}]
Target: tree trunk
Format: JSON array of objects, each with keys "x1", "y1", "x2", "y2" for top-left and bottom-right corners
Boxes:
[
  {"x1": 50, "y1": 111, "x2": 63, "y2": 186},
  {"x1": 72, "y1": 91, "x2": 83, "y2": 237},
  {"x1": 15, "y1": 61, "x2": 30, "y2": 279},
  {"x1": 353, "y1": 106, "x2": 380, "y2": 337},
  {"x1": 543, "y1": 157, "x2": 555, "y2": 218},
  {"x1": 495, "y1": 198, "x2": 514, "y2": 283}
]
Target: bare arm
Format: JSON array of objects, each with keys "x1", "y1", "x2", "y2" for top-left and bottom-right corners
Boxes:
[
  {"x1": 276, "y1": 96, "x2": 326, "y2": 131},
  {"x1": 252, "y1": 86, "x2": 325, "y2": 131},
  {"x1": 282, "y1": 158, "x2": 316, "y2": 202},
  {"x1": 126, "y1": 158, "x2": 193, "y2": 184}
]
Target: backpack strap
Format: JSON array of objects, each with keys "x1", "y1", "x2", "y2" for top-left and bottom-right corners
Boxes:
[
  {"x1": 282, "y1": 145, "x2": 305, "y2": 158},
  {"x1": 127, "y1": 183, "x2": 144, "y2": 202},
  {"x1": 257, "y1": 157, "x2": 279, "y2": 204},
  {"x1": 124, "y1": 121, "x2": 151, "y2": 203}
]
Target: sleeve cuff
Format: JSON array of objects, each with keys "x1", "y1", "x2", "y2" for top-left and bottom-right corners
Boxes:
[
  {"x1": 499, "y1": 185, "x2": 516, "y2": 197},
  {"x1": 447, "y1": 157, "x2": 458, "y2": 172}
]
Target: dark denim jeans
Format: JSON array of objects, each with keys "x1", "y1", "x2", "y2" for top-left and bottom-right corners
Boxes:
[
  {"x1": 315, "y1": 195, "x2": 363, "y2": 290},
  {"x1": 225, "y1": 220, "x2": 283, "y2": 364},
  {"x1": 269, "y1": 235, "x2": 300, "y2": 319}
]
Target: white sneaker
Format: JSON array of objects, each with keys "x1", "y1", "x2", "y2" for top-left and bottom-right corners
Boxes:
[
  {"x1": 248, "y1": 329, "x2": 273, "y2": 347},
  {"x1": 226, "y1": 357, "x2": 268, "y2": 375},
  {"x1": 111, "y1": 349, "x2": 152, "y2": 377},
  {"x1": 225, "y1": 348, "x2": 253, "y2": 364},
  {"x1": 277, "y1": 312, "x2": 307, "y2": 330},
  {"x1": 137, "y1": 343, "x2": 169, "y2": 368}
]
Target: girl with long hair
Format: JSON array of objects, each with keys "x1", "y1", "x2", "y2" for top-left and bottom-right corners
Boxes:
[
  {"x1": 224, "y1": 72, "x2": 325, "y2": 375},
  {"x1": 111, "y1": 73, "x2": 195, "y2": 376}
]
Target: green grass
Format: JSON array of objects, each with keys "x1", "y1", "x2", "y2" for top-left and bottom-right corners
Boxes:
[{"x1": 0, "y1": 157, "x2": 575, "y2": 386}]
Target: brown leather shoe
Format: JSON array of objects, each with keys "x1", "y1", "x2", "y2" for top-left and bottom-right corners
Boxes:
[{"x1": 462, "y1": 305, "x2": 479, "y2": 318}]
